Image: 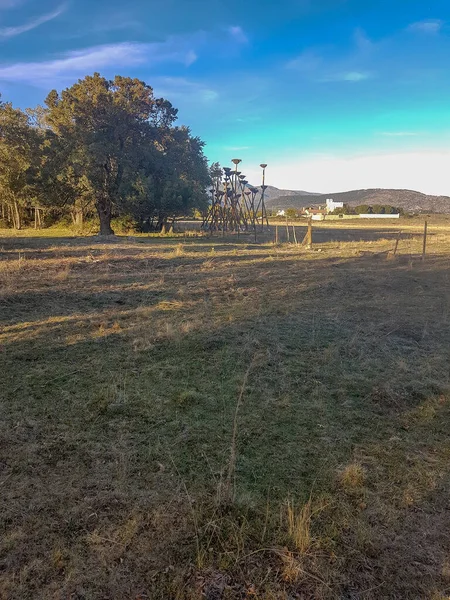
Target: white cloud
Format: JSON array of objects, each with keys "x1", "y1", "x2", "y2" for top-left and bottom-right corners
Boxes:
[
  {"x1": 228, "y1": 25, "x2": 248, "y2": 45},
  {"x1": 0, "y1": 3, "x2": 67, "y2": 39},
  {"x1": 408, "y1": 20, "x2": 444, "y2": 34},
  {"x1": 154, "y1": 77, "x2": 218, "y2": 103},
  {"x1": 0, "y1": 38, "x2": 198, "y2": 86},
  {"x1": 244, "y1": 151, "x2": 450, "y2": 196}
]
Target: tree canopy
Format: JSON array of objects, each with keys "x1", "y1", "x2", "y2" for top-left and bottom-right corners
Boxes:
[{"x1": 0, "y1": 74, "x2": 211, "y2": 234}]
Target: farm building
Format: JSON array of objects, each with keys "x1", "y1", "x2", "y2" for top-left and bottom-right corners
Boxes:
[
  {"x1": 326, "y1": 198, "x2": 344, "y2": 213},
  {"x1": 302, "y1": 207, "x2": 327, "y2": 218}
]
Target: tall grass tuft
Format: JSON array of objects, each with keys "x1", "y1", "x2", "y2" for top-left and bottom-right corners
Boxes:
[{"x1": 286, "y1": 498, "x2": 312, "y2": 554}]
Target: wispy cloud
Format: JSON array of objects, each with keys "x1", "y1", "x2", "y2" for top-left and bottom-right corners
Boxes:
[
  {"x1": 64, "y1": 12, "x2": 144, "y2": 40},
  {"x1": 286, "y1": 50, "x2": 322, "y2": 72},
  {"x1": 235, "y1": 115, "x2": 262, "y2": 123},
  {"x1": 0, "y1": 39, "x2": 198, "y2": 86},
  {"x1": 407, "y1": 20, "x2": 444, "y2": 34},
  {"x1": 0, "y1": 0, "x2": 25, "y2": 8},
  {"x1": 321, "y1": 70, "x2": 372, "y2": 83},
  {"x1": 228, "y1": 25, "x2": 249, "y2": 45},
  {"x1": 0, "y1": 43, "x2": 146, "y2": 84},
  {"x1": 0, "y1": 21, "x2": 252, "y2": 87},
  {"x1": 353, "y1": 28, "x2": 375, "y2": 53},
  {"x1": 224, "y1": 145, "x2": 251, "y2": 151},
  {"x1": 380, "y1": 132, "x2": 419, "y2": 137},
  {"x1": 185, "y1": 50, "x2": 198, "y2": 67},
  {"x1": 287, "y1": 29, "x2": 375, "y2": 83},
  {"x1": 342, "y1": 71, "x2": 371, "y2": 82},
  {"x1": 0, "y1": 3, "x2": 67, "y2": 39},
  {"x1": 155, "y1": 77, "x2": 218, "y2": 103}
]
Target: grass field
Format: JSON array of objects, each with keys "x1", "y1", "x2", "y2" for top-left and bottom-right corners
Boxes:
[{"x1": 1, "y1": 220, "x2": 450, "y2": 599}]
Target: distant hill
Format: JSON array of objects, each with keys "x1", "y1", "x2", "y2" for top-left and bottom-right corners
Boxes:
[
  {"x1": 260, "y1": 186, "x2": 317, "y2": 202},
  {"x1": 266, "y1": 188, "x2": 450, "y2": 213}
]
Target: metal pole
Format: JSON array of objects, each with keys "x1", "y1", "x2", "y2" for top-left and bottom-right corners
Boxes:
[
  {"x1": 260, "y1": 164, "x2": 268, "y2": 231},
  {"x1": 232, "y1": 159, "x2": 242, "y2": 236}
]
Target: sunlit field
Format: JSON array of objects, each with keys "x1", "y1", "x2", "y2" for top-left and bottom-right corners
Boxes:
[{"x1": 1, "y1": 219, "x2": 450, "y2": 599}]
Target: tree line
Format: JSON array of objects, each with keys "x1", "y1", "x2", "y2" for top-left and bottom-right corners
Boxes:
[
  {"x1": 331, "y1": 204, "x2": 403, "y2": 215},
  {"x1": 0, "y1": 73, "x2": 211, "y2": 235}
]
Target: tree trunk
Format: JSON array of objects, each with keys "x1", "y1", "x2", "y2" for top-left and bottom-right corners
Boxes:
[
  {"x1": 157, "y1": 217, "x2": 167, "y2": 233},
  {"x1": 71, "y1": 207, "x2": 84, "y2": 227},
  {"x1": 71, "y1": 197, "x2": 85, "y2": 228},
  {"x1": 13, "y1": 201, "x2": 21, "y2": 230},
  {"x1": 96, "y1": 197, "x2": 114, "y2": 235},
  {"x1": 34, "y1": 208, "x2": 43, "y2": 229}
]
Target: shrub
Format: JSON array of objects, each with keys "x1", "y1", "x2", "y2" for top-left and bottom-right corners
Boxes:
[{"x1": 110, "y1": 215, "x2": 140, "y2": 234}]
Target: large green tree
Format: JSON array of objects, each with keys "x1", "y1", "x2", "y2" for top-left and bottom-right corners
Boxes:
[
  {"x1": 44, "y1": 73, "x2": 178, "y2": 235},
  {"x1": 149, "y1": 126, "x2": 210, "y2": 229},
  {"x1": 37, "y1": 129, "x2": 95, "y2": 227},
  {"x1": 114, "y1": 125, "x2": 210, "y2": 231},
  {"x1": 0, "y1": 98, "x2": 40, "y2": 229}
]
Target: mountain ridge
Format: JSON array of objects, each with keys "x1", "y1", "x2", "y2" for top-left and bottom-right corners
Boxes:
[
  {"x1": 265, "y1": 187, "x2": 450, "y2": 213},
  {"x1": 260, "y1": 185, "x2": 317, "y2": 202}
]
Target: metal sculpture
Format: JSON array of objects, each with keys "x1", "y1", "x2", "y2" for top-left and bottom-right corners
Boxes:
[{"x1": 202, "y1": 160, "x2": 269, "y2": 236}]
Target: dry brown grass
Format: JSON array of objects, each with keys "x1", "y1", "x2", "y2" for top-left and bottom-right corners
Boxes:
[
  {"x1": 1, "y1": 222, "x2": 450, "y2": 599},
  {"x1": 286, "y1": 499, "x2": 313, "y2": 554},
  {"x1": 338, "y1": 463, "x2": 366, "y2": 489}
]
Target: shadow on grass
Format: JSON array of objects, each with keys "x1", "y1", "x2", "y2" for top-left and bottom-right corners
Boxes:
[{"x1": 1, "y1": 239, "x2": 450, "y2": 598}]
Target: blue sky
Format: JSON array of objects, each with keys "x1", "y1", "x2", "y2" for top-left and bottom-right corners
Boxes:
[{"x1": 1, "y1": 0, "x2": 450, "y2": 194}]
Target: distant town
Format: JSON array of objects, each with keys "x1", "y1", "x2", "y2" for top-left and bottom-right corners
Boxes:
[{"x1": 276, "y1": 198, "x2": 401, "y2": 220}]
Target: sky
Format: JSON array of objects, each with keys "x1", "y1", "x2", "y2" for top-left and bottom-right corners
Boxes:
[{"x1": 1, "y1": 0, "x2": 450, "y2": 195}]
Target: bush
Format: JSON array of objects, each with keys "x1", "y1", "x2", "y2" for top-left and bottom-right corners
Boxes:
[
  {"x1": 65, "y1": 217, "x2": 99, "y2": 235},
  {"x1": 286, "y1": 208, "x2": 299, "y2": 219},
  {"x1": 110, "y1": 215, "x2": 139, "y2": 234}
]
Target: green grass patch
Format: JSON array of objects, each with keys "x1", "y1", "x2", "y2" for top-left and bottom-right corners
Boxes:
[{"x1": 1, "y1": 229, "x2": 450, "y2": 598}]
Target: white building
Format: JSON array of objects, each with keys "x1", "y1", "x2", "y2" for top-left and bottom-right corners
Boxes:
[
  {"x1": 276, "y1": 210, "x2": 286, "y2": 217},
  {"x1": 326, "y1": 198, "x2": 344, "y2": 213}
]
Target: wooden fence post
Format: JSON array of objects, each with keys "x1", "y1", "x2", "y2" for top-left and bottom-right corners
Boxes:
[
  {"x1": 393, "y1": 230, "x2": 401, "y2": 256},
  {"x1": 422, "y1": 220, "x2": 428, "y2": 261},
  {"x1": 302, "y1": 218, "x2": 312, "y2": 248},
  {"x1": 275, "y1": 224, "x2": 278, "y2": 244}
]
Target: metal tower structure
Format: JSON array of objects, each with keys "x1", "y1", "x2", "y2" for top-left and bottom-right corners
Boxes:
[{"x1": 202, "y1": 160, "x2": 269, "y2": 236}]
